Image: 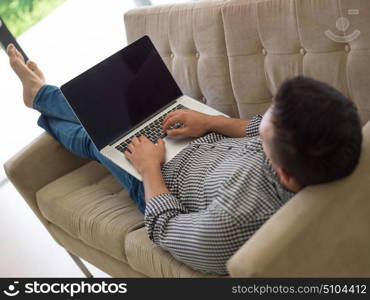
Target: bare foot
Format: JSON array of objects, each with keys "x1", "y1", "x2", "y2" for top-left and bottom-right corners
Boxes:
[
  {"x1": 26, "y1": 60, "x2": 45, "y2": 82},
  {"x1": 7, "y1": 44, "x2": 45, "y2": 108}
]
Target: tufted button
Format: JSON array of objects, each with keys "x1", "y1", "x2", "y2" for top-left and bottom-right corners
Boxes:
[
  {"x1": 344, "y1": 44, "x2": 351, "y2": 53},
  {"x1": 170, "y1": 52, "x2": 174, "y2": 59},
  {"x1": 300, "y1": 48, "x2": 306, "y2": 55},
  {"x1": 195, "y1": 52, "x2": 200, "y2": 58},
  {"x1": 262, "y1": 48, "x2": 267, "y2": 56},
  {"x1": 228, "y1": 146, "x2": 233, "y2": 150}
]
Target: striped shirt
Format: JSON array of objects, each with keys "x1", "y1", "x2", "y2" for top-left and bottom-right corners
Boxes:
[{"x1": 144, "y1": 115, "x2": 295, "y2": 275}]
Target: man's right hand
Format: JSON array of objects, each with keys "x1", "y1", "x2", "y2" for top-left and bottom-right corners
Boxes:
[{"x1": 162, "y1": 109, "x2": 214, "y2": 138}]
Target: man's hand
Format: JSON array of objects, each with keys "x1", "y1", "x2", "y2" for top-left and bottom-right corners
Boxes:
[
  {"x1": 162, "y1": 109, "x2": 213, "y2": 137},
  {"x1": 124, "y1": 136, "x2": 166, "y2": 175}
]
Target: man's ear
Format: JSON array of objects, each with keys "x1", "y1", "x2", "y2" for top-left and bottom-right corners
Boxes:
[
  {"x1": 276, "y1": 167, "x2": 290, "y2": 186},
  {"x1": 276, "y1": 167, "x2": 302, "y2": 192}
]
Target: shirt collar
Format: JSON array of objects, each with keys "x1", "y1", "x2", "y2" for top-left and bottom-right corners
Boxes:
[{"x1": 263, "y1": 155, "x2": 296, "y2": 203}]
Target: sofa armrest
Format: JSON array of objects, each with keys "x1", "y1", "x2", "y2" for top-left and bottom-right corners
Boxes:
[
  {"x1": 3, "y1": 132, "x2": 90, "y2": 225},
  {"x1": 227, "y1": 123, "x2": 370, "y2": 277}
]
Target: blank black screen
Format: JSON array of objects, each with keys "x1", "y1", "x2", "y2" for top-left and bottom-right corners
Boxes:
[{"x1": 61, "y1": 36, "x2": 182, "y2": 150}]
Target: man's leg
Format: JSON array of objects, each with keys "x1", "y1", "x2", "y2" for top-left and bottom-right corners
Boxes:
[
  {"x1": 7, "y1": 44, "x2": 146, "y2": 213},
  {"x1": 37, "y1": 115, "x2": 146, "y2": 213},
  {"x1": 33, "y1": 84, "x2": 80, "y2": 123}
]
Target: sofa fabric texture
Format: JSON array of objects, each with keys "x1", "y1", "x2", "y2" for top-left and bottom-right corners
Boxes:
[
  {"x1": 36, "y1": 161, "x2": 144, "y2": 263},
  {"x1": 124, "y1": 0, "x2": 370, "y2": 123},
  {"x1": 4, "y1": 0, "x2": 370, "y2": 277}
]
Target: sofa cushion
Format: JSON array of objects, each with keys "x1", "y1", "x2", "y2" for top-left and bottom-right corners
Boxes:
[
  {"x1": 124, "y1": 228, "x2": 226, "y2": 277},
  {"x1": 36, "y1": 161, "x2": 144, "y2": 263}
]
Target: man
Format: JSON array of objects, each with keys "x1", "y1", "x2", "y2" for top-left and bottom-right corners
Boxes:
[{"x1": 7, "y1": 43, "x2": 362, "y2": 275}]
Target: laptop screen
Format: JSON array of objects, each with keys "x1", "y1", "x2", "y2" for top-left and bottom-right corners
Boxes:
[{"x1": 61, "y1": 35, "x2": 183, "y2": 150}]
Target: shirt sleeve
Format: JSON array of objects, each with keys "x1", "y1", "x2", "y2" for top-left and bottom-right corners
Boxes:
[
  {"x1": 191, "y1": 131, "x2": 228, "y2": 145},
  {"x1": 245, "y1": 114, "x2": 263, "y2": 138},
  {"x1": 144, "y1": 194, "x2": 246, "y2": 275}
]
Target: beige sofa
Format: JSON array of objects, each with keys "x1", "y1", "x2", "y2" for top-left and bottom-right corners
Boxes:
[{"x1": 4, "y1": 0, "x2": 370, "y2": 277}]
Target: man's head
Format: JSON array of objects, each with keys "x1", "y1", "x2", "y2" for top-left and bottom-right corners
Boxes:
[{"x1": 260, "y1": 76, "x2": 362, "y2": 192}]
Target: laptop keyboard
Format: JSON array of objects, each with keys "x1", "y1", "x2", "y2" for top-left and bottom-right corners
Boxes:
[{"x1": 115, "y1": 104, "x2": 187, "y2": 153}]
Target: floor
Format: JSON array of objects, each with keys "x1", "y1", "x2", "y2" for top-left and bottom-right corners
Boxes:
[{"x1": 0, "y1": 0, "x2": 137, "y2": 277}]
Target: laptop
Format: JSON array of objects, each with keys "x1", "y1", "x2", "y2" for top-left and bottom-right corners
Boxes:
[{"x1": 61, "y1": 35, "x2": 227, "y2": 181}]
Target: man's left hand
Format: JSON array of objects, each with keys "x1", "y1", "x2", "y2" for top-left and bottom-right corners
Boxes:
[{"x1": 124, "y1": 136, "x2": 166, "y2": 175}]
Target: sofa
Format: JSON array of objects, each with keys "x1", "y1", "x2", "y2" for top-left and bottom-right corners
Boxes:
[{"x1": 4, "y1": 0, "x2": 370, "y2": 277}]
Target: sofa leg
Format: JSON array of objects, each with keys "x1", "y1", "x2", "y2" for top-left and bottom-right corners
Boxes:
[
  {"x1": 67, "y1": 251, "x2": 94, "y2": 278},
  {"x1": 0, "y1": 177, "x2": 8, "y2": 188}
]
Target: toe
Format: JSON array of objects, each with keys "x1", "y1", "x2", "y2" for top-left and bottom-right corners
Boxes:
[
  {"x1": 6, "y1": 44, "x2": 16, "y2": 57},
  {"x1": 15, "y1": 48, "x2": 24, "y2": 61},
  {"x1": 9, "y1": 54, "x2": 34, "y2": 81},
  {"x1": 7, "y1": 45, "x2": 44, "y2": 87},
  {"x1": 26, "y1": 61, "x2": 45, "y2": 81},
  {"x1": 7, "y1": 44, "x2": 24, "y2": 62},
  {"x1": 26, "y1": 61, "x2": 36, "y2": 69},
  {"x1": 7, "y1": 44, "x2": 24, "y2": 68}
]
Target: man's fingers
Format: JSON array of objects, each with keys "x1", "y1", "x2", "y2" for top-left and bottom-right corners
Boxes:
[
  {"x1": 139, "y1": 135, "x2": 151, "y2": 143},
  {"x1": 156, "y1": 138, "x2": 165, "y2": 147},
  {"x1": 124, "y1": 149, "x2": 132, "y2": 160},
  {"x1": 131, "y1": 136, "x2": 140, "y2": 145},
  {"x1": 163, "y1": 110, "x2": 182, "y2": 125},
  {"x1": 163, "y1": 111, "x2": 176, "y2": 124},
  {"x1": 167, "y1": 127, "x2": 187, "y2": 137},
  {"x1": 163, "y1": 115, "x2": 183, "y2": 131},
  {"x1": 127, "y1": 143, "x2": 135, "y2": 152},
  {"x1": 163, "y1": 115, "x2": 178, "y2": 131}
]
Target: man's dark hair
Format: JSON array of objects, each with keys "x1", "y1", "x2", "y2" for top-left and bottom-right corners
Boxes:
[{"x1": 270, "y1": 76, "x2": 362, "y2": 187}]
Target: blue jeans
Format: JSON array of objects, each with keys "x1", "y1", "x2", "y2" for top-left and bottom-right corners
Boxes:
[{"x1": 33, "y1": 85, "x2": 146, "y2": 213}]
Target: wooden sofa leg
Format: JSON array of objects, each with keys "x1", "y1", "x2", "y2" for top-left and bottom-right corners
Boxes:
[{"x1": 67, "y1": 251, "x2": 94, "y2": 278}]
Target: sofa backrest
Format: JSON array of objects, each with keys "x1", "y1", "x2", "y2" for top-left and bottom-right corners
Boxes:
[{"x1": 125, "y1": 0, "x2": 370, "y2": 123}]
